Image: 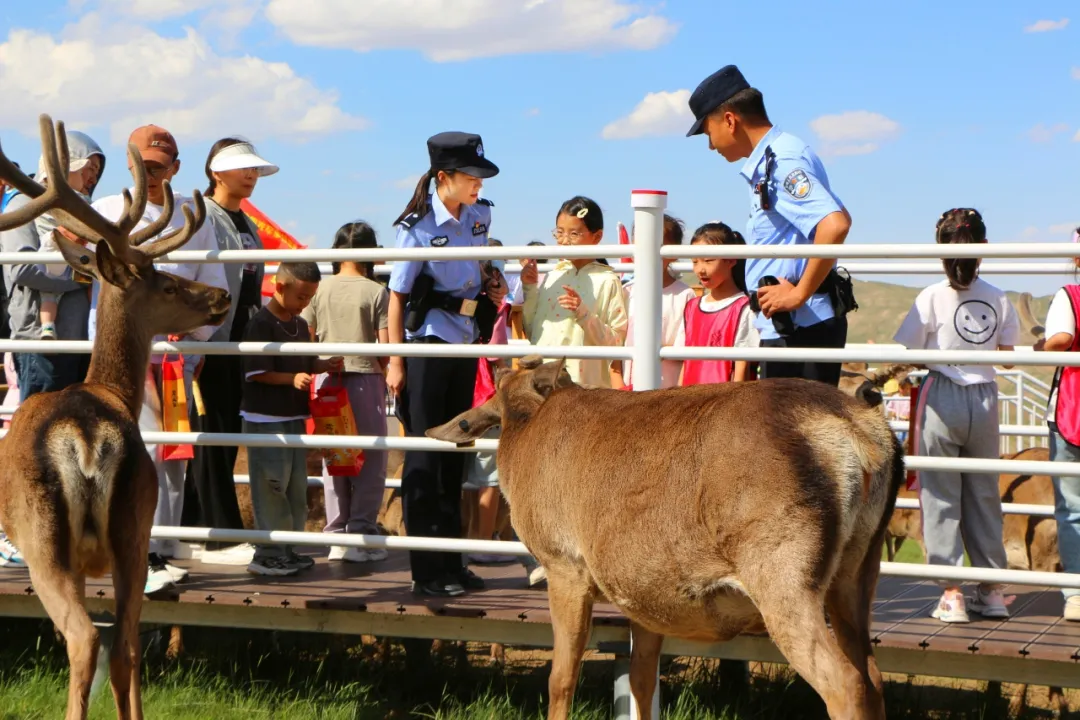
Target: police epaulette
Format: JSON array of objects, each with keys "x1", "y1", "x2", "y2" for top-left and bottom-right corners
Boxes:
[
  {"x1": 476, "y1": 198, "x2": 494, "y2": 207},
  {"x1": 398, "y1": 212, "x2": 422, "y2": 229}
]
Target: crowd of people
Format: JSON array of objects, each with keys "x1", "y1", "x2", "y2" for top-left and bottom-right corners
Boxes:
[{"x1": 0, "y1": 64, "x2": 1076, "y2": 623}]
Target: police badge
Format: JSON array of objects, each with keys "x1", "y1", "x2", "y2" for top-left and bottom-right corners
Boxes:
[
  {"x1": 783, "y1": 169, "x2": 812, "y2": 200},
  {"x1": 431, "y1": 235, "x2": 449, "y2": 247}
]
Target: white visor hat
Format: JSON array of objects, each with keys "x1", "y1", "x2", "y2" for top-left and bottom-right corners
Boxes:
[{"x1": 209, "y1": 142, "x2": 279, "y2": 176}]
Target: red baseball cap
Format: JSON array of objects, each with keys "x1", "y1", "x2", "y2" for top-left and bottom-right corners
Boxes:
[{"x1": 128, "y1": 125, "x2": 178, "y2": 167}]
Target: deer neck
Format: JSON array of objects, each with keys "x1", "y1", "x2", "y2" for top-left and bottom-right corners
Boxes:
[{"x1": 85, "y1": 288, "x2": 155, "y2": 416}]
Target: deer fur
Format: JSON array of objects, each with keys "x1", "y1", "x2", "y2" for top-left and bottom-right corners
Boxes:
[
  {"x1": 427, "y1": 357, "x2": 904, "y2": 720},
  {"x1": 0, "y1": 115, "x2": 230, "y2": 720}
]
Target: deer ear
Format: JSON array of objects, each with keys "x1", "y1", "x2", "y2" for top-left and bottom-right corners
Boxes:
[
  {"x1": 425, "y1": 399, "x2": 501, "y2": 446},
  {"x1": 531, "y1": 358, "x2": 571, "y2": 398},
  {"x1": 52, "y1": 230, "x2": 100, "y2": 282},
  {"x1": 94, "y1": 240, "x2": 137, "y2": 289}
]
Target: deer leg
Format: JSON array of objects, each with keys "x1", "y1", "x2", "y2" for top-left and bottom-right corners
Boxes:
[
  {"x1": 545, "y1": 570, "x2": 594, "y2": 720},
  {"x1": 27, "y1": 564, "x2": 98, "y2": 720},
  {"x1": 628, "y1": 624, "x2": 663, "y2": 720},
  {"x1": 109, "y1": 552, "x2": 148, "y2": 720},
  {"x1": 753, "y1": 588, "x2": 869, "y2": 720},
  {"x1": 826, "y1": 582, "x2": 885, "y2": 719}
]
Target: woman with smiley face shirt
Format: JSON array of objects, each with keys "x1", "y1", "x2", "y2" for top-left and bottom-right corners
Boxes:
[{"x1": 894, "y1": 208, "x2": 1020, "y2": 625}]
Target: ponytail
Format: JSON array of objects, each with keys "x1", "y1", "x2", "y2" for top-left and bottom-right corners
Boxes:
[
  {"x1": 394, "y1": 170, "x2": 435, "y2": 226},
  {"x1": 935, "y1": 208, "x2": 986, "y2": 291}
]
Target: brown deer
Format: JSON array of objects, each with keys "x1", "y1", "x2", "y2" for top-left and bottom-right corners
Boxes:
[
  {"x1": 428, "y1": 357, "x2": 904, "y2": 720},
  {"x1": 0, "y1": 115, "x2": 230, "y2": 720}
]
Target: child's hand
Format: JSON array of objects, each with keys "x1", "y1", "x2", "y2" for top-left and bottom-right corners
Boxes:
[
  {"x1": 327, "y1": 356, "x2": 345, "y2": 372},
  {"x1": 485, "y1": 271, "x2": 508, "y2": 305},
  {"x1": 558, "y1": 285, "x2": 584, "y2": 318},
  {"x1": 520, "y1": 259, "x2": 539, "y2": 286},
  {"x1": 293, "y1": 373, "x2": 313, "y2": 391}
]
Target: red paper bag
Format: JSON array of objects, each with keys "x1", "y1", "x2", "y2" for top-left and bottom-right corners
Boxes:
[
  {"x1": 161, "y1": 355, "x2": 193, "y2": 461},
  {"x1": 309, "y1": 374, "x2": 364, "y2": 476}
]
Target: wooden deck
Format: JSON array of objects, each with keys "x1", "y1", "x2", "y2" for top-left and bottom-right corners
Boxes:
[{"x1": 0, "y1": 551, "x2": 1077, "y2": 687}]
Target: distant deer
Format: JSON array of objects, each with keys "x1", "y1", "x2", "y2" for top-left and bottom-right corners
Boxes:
[
  {"x1": 429, "y1": 357, "x2": 903, "y2": 720},
  {"x1": 0, "y1": 115, "x2": 230, "y2": 720}
]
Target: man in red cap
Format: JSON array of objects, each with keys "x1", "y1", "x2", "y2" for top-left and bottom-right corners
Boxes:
[{"x1": 89, "y1": 124, "x2": 229, "y2": 595}]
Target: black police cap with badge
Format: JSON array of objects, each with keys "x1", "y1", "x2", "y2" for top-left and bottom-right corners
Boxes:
[
  {"x1": 428, "y1": 131, "x2": 500, "y2": 179},
  {"x1": 686, "y1": 64, "x2": 750, "y2": 137}
]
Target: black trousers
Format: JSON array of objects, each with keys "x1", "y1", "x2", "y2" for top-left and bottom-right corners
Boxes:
[
  {"x1": 398, "y1": 338, "x2": 478, "y2": 584},
  {"x1": 759, "y1": 315, "x2": 848, "y2": 387},
  {"x1": 181, "y1": 353, "x2": 246, "y2": 547}
]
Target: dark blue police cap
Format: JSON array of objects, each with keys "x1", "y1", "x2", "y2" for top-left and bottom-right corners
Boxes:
[
  {"x1": 686, "y1": 65, "x2": 750, "y2": 137},
  {"x1": 427, "y1": 131, "x2": 499, "y2": 179}
]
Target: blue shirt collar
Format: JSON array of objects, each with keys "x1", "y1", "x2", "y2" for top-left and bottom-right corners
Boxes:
[
  {"x1": 739, "y1": 126, "x2": 783, "y2": 182},
  {"x1": 431, "y1": 191, "x2": 462, "y2": 228}
]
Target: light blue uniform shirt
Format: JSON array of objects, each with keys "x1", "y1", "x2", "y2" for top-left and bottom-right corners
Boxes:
[
  {"x1": 388, "y1": 192, "x2": 491, "y2": 344},
  {"x1": 740, "y1": 127, "x2": 844, "y2": 340}
]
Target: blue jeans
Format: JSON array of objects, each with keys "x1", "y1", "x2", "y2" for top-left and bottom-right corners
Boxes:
[
  {"x1": 14, "y1": 352, "x2": 89, "y2": 400},
  {"x1": 1049, "y1": 428, "x2": 1080, "y2": 600},
  {"x1": 243, "y1": 418, "x2": 308, "y2": 561}
]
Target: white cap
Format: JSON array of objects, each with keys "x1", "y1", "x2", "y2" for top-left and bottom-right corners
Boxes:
[{"x1": 208, "y1": 142, "x2": 279, "y2": 176}]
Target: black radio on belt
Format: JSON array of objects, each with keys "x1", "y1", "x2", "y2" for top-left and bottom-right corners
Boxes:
[
  {"x1": 748, "y1": 268, "x2": 858, "y2": 337},
  {"x1": 405, "y1": 272, "x2": 498, "y2": 342}
]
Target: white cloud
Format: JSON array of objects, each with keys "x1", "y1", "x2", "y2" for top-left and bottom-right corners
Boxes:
[
  {"x1": 809, "y1": 110, "x2": 901, "y2": 156},
  {"x1": 393, "y1": 174, "x2": 422, "y2": 189},
  {"x1": 1025, "y1": 18, "x2": 1069, "y2": 33},
  {"x1": 1029, "y1": 122, "x2": 1070, "y2": 142},
  {"x1": 601, "y1": 89, "x2": 691, "y2": 140},
  {"x1": 0, "y1": 18, "x2": 367, "y2": 144},
  {"x1": 264, "y1": 0, "x2": 678, "y2": 61}
]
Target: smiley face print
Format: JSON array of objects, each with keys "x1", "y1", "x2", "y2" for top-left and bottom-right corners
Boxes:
[{"x1": 953, "y1": 300, "x2": 998, "y2": 345}]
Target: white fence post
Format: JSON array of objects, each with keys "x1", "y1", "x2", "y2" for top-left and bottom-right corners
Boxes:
[{"x1": 614, "y1": 190, "x2": 667, "y2": 720}]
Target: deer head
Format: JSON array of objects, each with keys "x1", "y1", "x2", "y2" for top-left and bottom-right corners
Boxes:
[
  {"x1": 1016, "y1": 292, "x2": 1045, "y2": 341},
  {"x1": 0, "y1": 114, "x2": 231, "y2": 339},
  {"x1": 426, "y1": 356, "x2": 574, "y2": 445}
]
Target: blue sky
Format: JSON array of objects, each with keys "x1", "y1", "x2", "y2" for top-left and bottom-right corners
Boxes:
[{"x1": 0, "y1": 1, "x2": 1077, "y2": 294}]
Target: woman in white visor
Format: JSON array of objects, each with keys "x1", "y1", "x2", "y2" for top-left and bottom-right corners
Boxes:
[{"x1": 189, "y1": 138, "x2": 279, "y2": 566}]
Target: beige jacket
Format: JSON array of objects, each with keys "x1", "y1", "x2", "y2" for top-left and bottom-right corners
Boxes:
[{"x1": 522, "y1": 260, "x2": 628, "y2": 387}]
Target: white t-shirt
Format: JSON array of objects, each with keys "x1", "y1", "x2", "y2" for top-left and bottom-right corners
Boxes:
[
  {"x1": 1043, "y1": 288, "x2": 1076, "y2": 422},
  {"x1": 87, "y1": 191, "x2": 229, "y2": 344},
  {"x1": 893, "y1": 278, "x2": 1020, "y2": 386},
  {"x1": 622, "y1": 278, "x2": 697, "y2": 389}
]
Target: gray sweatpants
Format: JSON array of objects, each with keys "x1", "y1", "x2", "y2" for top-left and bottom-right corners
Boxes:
[{"x1": 916, "y1": 371, "x2": 1007, "y2": 581}]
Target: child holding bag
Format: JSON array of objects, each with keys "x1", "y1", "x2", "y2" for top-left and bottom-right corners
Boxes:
[{"x1": 302, "y1": 223, "x2": 390, "y2": 563}]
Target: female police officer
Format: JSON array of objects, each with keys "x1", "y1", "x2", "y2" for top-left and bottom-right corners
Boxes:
[{"x1": 387, "y1": 132, "x2": 507, "y2": 597}]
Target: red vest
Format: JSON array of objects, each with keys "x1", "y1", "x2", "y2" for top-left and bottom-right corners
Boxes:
[
  {"x1": 1052, "y1": 285, "x2": 1080, "y2": 446},
  {"x1": 681, "y1": 294, "x2": 756, "y2": 386}
]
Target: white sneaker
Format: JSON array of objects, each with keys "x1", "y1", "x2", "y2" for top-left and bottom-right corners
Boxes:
[
  {"x1": 201, "y1": 543, "x2": 256, "y2": 566},
  {"x1": 931, "y1": 589, "x2": 970, "y2": 623},
  {"x1": 328, "y1": 545, "x2": 348, "y2": 561},
  {"x1": 366, "y1": 548, "x2": 388, "y2": 562},
  {"x1": 0, "y1": 533, "x2": 26, "y2": 568},
  {"x1": 145, "y1": 564, "x2": 176, "y2": 595},
  {"x1": 970, "y1": 585, "x2": 1010, "y2": 619},
  {"x1": 1064, "y1": 596, "x2": 1080, "y2": 622}
]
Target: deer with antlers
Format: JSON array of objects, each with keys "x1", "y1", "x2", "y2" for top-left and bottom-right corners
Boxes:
[{"x1": 0, "y1": 115, "x2": 231, "y2": 720}]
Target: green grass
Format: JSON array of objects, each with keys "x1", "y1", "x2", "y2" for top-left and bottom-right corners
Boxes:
[{"x1": 0, "y1": 618, "x2": 1066, "y2": 720}]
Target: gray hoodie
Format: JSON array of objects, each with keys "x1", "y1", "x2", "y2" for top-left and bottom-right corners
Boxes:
[
  {"x1": 1, "y1": 131, "x2": 105, "y2": 340},
  {"x1": 33, "y1": 131, "x2": 106, "y2": 247}
]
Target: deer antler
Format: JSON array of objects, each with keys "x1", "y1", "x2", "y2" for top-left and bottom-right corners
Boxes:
[
  {"x1": 0, "y1": 113, "x2": 206, "y2": 262},
  {"x1": 1016, "y1": 292, "x2": 1045, "y2": 340}
]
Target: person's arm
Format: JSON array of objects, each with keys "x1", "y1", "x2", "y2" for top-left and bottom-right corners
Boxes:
[
  {"x1": 386, "y1": 226, "x2": 425, "y2": 396},
  {"x1": 1, "y1": 206, "x2": 81, "y2": 294},
  {"x1": 733, "y1": 361, "x2": 750, "y2": 383},
  {"x1": 521, "y1": 260, "x2": 540, "y2": 338},
  {"x1": 574, "y1": 276, "x2": 629, "y2": 347},
  {"x1": 374, "y1": 288, "x2": 390, "y2": 371},
  {"x1": 610, "y1": 360, "x2": 625, "y2": 389},
  {"x1": 1036, "y1": 289, "x2": 1074, "y2": 352}
]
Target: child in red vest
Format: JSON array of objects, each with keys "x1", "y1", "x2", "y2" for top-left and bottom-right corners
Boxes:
[
  {"x1": 678, "y1": 222, "x2": 759, "y2": 385},
  {"x1": 1034, "y1": 227, "x2": 1080, "y2": 622}
]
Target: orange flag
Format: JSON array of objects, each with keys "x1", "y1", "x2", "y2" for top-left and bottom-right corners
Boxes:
[{"x1": 240, "y1": 199, "x2": 307, "y2": 297}]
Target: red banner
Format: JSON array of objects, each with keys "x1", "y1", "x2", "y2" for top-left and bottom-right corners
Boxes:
[
  {"x1": 240, "y1": 199, "x2": 307, "y2": 297},
  {"x1": 617, "y1": 221, "x2": 632, "y2": 264}
]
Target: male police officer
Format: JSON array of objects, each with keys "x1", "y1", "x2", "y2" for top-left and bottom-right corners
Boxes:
[{"x1": 687, "y1": 65, "x2": 852, "y2": 385}]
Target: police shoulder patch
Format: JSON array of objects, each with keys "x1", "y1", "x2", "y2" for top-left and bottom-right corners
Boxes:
[
  {"x1": 430, "y1": 235, "x2": 449, "y2": 247},
  {"x1": 398, "y1": 212, "x2": 422, "y2": 229},
  {"x1": 476, "y1": 198, "x2": 494, "y2": 207},
  {"x1": 783, "y1": 169, "x2": 813, "y2": 200}
]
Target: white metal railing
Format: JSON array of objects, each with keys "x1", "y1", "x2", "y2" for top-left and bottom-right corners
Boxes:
[{"x1": 2, "y1": 198, "x2": 1079, "y2": 600}]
